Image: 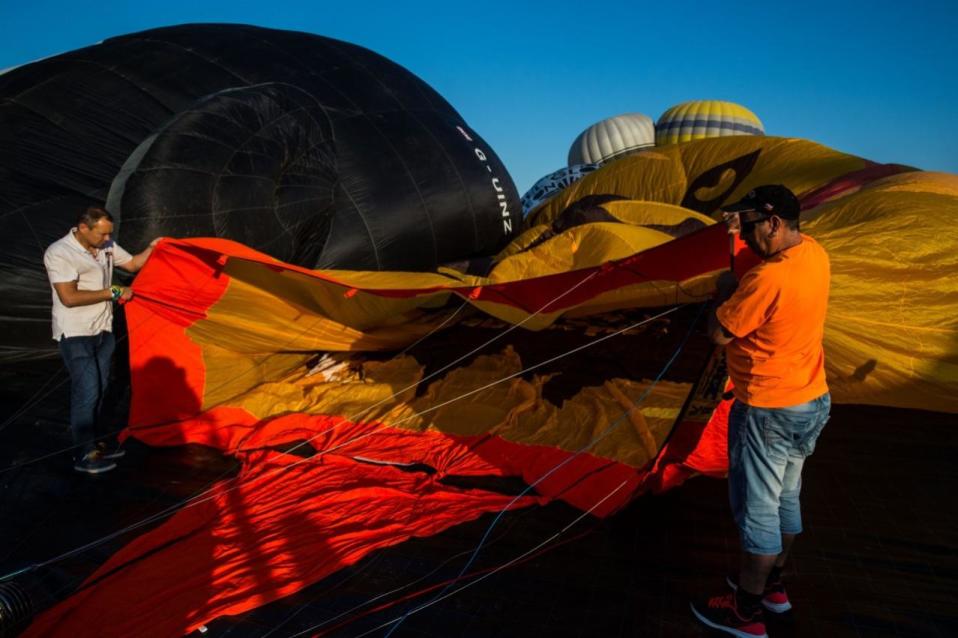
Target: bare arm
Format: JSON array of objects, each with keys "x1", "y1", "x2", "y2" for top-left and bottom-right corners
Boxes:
[
  {"x1": 52, "y1": 281, "x2": 132, "y2": 307},
  {"x1": 116, "y1": 237, "x2": 164, "y2": 273},
  {"x1": 708, "y1": 305, "x2": 735, "y2": 345},
  {"x1": 708, "y1": 270, "x2": 739, "y2": 346}
]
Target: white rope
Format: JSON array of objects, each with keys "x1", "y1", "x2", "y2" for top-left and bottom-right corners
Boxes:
[
  {"x1": 381, "y1": 302, "x2": 701, "y2": 637},
  {"x1": 0, "y1": 302, "x2": 678, "y2": 581},
  {"x1": 266, "y1": 301, "x2": 702, "y2": 638},
  {"x1": 349, "y1": 480, "x2": 631, "y2": 638},
  {"x1": 260, "y1": 509, "x2": 537, "y2": 638},
  {"x1": 0, "y1": 209, "x2": 363, "y2": 446},
  {"x1": 320, "y1": 306, "x2": 680, "y2": 459},
  {"x1": 397, "y1": 300, "x2": 469, "y2": 356},
  {"x1": 0, "y1": 264, "x2": 616, "y2": 579},
  {"x1": 4, "y1": 239, "x2": 708, "y2": 638}
]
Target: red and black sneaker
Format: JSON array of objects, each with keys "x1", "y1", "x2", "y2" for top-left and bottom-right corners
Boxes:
[
  {"x1": 690, "y1": 591, "x2": 767, "y2": 638},
  {"x1": 727, "y1": 574, "x2": 793, "y2": 613}
]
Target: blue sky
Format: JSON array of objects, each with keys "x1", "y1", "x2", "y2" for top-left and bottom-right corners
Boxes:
[{"x1": 3, "y1": 0, "x2": 956, "y2": 194}]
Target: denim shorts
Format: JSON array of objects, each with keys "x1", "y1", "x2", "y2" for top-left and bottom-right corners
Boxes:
[{"x1": 728, "y1": 393, "x2": 831, "y2": 555}]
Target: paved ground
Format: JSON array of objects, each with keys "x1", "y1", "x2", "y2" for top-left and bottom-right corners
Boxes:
[{"x1": 1, "y1": 398, "x2": 955, "y2": 637}]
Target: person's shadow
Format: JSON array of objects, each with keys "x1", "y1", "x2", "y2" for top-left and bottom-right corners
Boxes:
[{"x1": 19, "y1": 352, "x2": 344, "y2": 638}]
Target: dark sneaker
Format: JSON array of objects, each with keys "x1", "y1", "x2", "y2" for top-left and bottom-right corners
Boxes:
[
  {"x1": 691, "y1": 591, "x2": 767, "y2": 638},
  {"x1": 96, "y1": 441, "x2": 126, "y2": 460},
  {"x1": 726, "y1": 574, "x2": 792, "y2": 613},
  {"x1": 74, "y1": 450, "x2": 117, "y2": 475}
]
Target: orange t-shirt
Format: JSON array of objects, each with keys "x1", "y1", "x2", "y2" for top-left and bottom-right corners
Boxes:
[{"x1": 716, "y1": 234, "x2": 830, "y2": 408}]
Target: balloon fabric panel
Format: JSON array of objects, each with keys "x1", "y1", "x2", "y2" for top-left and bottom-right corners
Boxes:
[
  {"x1": 16, "y1": 125, "x2": 958, "y2": 636},
  {"x1": 22, "y1": 450, "x2": 546, "y2": 638},
  {"x1": 0, "y1": 24, "x2": 520, "y2": 390}
]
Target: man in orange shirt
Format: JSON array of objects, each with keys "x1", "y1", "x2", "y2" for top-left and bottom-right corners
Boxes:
[{"x1": 691, "y1": 185, "x2": 831, "y2": 638}]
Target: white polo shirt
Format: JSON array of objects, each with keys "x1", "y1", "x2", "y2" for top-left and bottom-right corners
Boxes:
[{"x1": 44, "y1": 229, "x2": 133, "y2": 341}]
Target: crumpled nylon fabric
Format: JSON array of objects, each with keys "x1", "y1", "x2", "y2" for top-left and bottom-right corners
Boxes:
[{"x1": 27, "y1": 135, "x2": 957, "y2": 636}]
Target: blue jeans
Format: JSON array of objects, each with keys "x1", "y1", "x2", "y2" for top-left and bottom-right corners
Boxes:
[
  {"x1": 59, "y1": 332, "x2": 115, "y2": 459},
  {"x1": 728, "y1": 393, "x2": 831, "y2": 555}
]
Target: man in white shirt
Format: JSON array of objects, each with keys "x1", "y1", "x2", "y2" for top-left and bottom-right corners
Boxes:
[{"x1": 44, "y1": 206, "x2": 161, "y2": 474}]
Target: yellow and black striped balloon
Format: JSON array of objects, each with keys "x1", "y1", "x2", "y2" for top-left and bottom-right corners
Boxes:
[{"x1": 655, "y1": 100, "x2": 764, "y2": 146}]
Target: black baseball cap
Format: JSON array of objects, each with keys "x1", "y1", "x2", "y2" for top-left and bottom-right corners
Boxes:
[{"x1": 723, "y1": 184, "x2": 800, "y2": 220}]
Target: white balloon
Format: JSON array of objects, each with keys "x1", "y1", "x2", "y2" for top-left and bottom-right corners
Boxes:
[
  {"x1": 521, "y1": 164, "x2": 600, "y2": 216},
  {"x1": 568, "y1": 113, "x2": 655, "y2": 166}
]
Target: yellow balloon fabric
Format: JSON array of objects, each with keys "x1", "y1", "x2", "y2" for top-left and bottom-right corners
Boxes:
[
  {"x1": 132, "y1": 135, "x2": 957, "y2": 430},
  {"x1": 82, "y1": 132, "x2": 958, "y2": 638},
  {"x1": 527, "y1": 136, "x2": 867, "y2": 229},
  {"x1": 803, "y1": 171, "x2": 958, "y2": 412},
  {"x1": 656, "y1": 100, "x2": 764, "y2": 146},
  {"x1": 526, "y1": 136, "x2": 957, "y2": 412}
]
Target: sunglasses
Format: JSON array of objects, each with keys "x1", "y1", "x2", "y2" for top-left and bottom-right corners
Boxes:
[{"x1": 739, "y1": 214, "x2": 772, "y2": 234}]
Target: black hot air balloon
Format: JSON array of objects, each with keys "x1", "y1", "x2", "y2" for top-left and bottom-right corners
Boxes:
[{"x1": 0, "y1": 24, "x2": 520, "y2": 397}]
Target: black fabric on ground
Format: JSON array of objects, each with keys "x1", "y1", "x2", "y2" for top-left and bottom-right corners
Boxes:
[{"x1": 2, "y1": 398, "x2": 955, "y2": 637}]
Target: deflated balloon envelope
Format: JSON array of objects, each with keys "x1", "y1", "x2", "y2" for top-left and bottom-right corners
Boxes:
[{"x1": 0, "y1": 24, "x2": 520, "y2": 388}]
